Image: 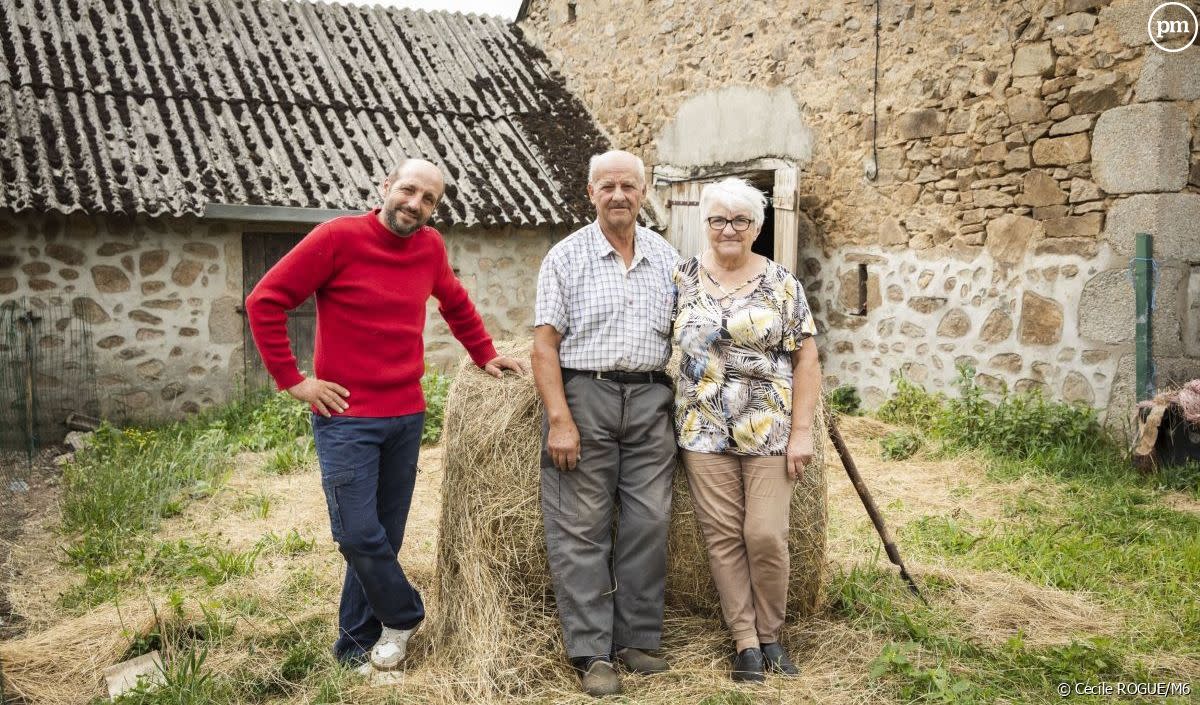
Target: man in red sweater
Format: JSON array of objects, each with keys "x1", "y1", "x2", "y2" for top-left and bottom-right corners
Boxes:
[{"x1": 245, "y1": 158, "x2": 525, "y2": 672}]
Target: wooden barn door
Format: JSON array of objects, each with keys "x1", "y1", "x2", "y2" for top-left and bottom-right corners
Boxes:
[
  {"x1": 667, "y1": 180, "x2": 707, "y2": 260},
  {"x1": 772, "y1": 167, "x2": 800, "y2": 272},
  {"x1": 241, "y1": 233, "x2": 316, "y2": 391}
]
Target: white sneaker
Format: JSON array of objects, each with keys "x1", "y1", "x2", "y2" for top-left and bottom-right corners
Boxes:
[{"x1": 370, "y1": 625, "x2": 417, "y2": 671}]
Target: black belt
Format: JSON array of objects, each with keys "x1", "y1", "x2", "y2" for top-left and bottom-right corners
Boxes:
[{"x1": 562, "y1": 368, "x2": 672, "y2": 386}]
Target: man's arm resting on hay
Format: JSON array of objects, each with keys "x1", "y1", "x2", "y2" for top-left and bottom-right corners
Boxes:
[
  {"x1": 532, "y1": 324, "x2": 580, "y2": 471},
  {"x1": 786, "y1": 339, "x2": 821, "y2": 481}
]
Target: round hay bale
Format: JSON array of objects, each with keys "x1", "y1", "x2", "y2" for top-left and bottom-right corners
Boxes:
[{"x1": 428, "y1": 341, "x2": 827, "y2": 696}]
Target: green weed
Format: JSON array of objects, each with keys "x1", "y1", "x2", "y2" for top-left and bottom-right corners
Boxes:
[
  {"x1": 827, "y1": 384, "x2": 862, "y2": 415},
  {"x1": 256, "y1": 529, "x2": 316, "y2": 556},
  {"x1": 62, "y1": 538, "x2": 262, "y2": 609},
  {"x1": 421, "y1": 366, "x2": 452, "y2": 445},
  {"x1": 935, "y1": 365, "x2": 1101, "y2": 459},
  {"x1": 880, "y1": 429, "x2": 923, "y2": 460},
  {"x1": 214, "y1": 391, "x2": 312, "y2": 452},
  {"x1": 280, "y1": 639, "x2": 325, "y2": 683},
  {"x1": 115, "y1": 647, "x2": 224, "y2": 704},
  {"x1": 869, "y1": 642, "x2": 980, "y2": 703},
  {"x1": 263, "y1": 438, "x2": 315, "y2": 475},
  {"x1": 830, "y1": 564, "x2": 1149, "y2": 701},
  {"x1": 877, "y1": 373, "x2": 944, "y2": 428},
  {"x1": 234, "y1": 490, "x2": 273, "y2": 519}
]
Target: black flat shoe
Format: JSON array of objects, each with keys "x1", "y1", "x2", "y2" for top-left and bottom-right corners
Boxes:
[
  {"x1": 761, "y1": 642, "x2": 799, "y2": 676},
  {"x1": 731, "y1": 647, "x2": 765, "y2": 683}
]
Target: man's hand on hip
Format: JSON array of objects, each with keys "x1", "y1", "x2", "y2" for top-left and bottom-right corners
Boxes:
[
  {"x1": 548, "y1": 418, "x2": 581, "y2": 472},
  {"x1": 286, "y1": 377, "x2": 350, "y2": 417},
  {"x1": 483, "y1": 355, "x2": 530, "y2": 378}
]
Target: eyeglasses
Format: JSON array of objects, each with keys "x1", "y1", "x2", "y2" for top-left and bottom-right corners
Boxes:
[{"x1": 706, "y1": 216, "x2": 754, "y2": 232}]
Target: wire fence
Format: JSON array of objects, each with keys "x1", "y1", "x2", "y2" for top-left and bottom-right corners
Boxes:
[{"x1": 0, "y1": 298, "x2": 100, "y2": 494}]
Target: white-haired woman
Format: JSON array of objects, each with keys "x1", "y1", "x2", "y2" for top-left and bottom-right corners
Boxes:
[{"x1": 671, "y1": 177, "x2": 820, "y2": 682}]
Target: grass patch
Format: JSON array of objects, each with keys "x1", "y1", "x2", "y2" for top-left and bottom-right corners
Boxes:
[
  {"x1": 60, "y1": 423, "x2": 231, "y2": 570},
  {"x1": 421, "y1": 366, "x2": 452, "y2": 445},
  {"x1": 59, "y1": 390, "x2": 315, "y2": 570},
  {"x1": 877, "y1": 373, "x2": 944, "y2": 428},
  {"x1": 832, "y1": 565, "x2": 1149, "y2": 703},
  {"x1": 62, "y1": 538, "x2": 263, "y2": 609},
  {"x1": 877, "y1": 365, "x2": 1104, "y2": 461},
  {"x1": 234, "y1": 490, "x2": 274, "y2": 519},
  {"x1": 214, "y1": 391, "x2": 312, "y2": 452},
  {"x1": 860, "y1": 368, "x2": 1200, "y2": 699}
]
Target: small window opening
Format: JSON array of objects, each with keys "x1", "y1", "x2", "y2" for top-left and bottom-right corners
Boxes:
[
  {"x1": 567, "y1": 1, "x2": 576, "y2": 23},
  {"x1": 853, "y1": 263, "x2": 868, "y2": 316}
]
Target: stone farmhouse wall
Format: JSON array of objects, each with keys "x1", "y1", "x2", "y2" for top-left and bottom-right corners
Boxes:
[
  {"x1": 0, "y1": 210, "x2": 556, "y2": 421},
  {"x1": 521, "y1": 0, "x2": 1200, "y2": 424}
]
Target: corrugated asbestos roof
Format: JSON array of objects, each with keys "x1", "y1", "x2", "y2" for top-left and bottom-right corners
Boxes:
[{"x1": 0, "y1": 0, "x2": 609, "y2": 227}]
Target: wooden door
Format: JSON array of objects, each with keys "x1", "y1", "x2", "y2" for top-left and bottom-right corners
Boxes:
[
  {"x1": 772, "y1": 167, "x2": 800, "y2": 272},
  {"x1": 241, "y1": 233, "x2": 316, "y2": 391},
  {"x1": 667, "y1": 180, "x2": 707, "y2": 260}
]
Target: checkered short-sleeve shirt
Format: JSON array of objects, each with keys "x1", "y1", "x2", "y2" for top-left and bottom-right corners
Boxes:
[{"x1": 535, "y1": 222, "x2": 680, "y2": 372}]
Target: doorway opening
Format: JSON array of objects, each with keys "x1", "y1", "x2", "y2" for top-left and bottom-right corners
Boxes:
[
  {"x1": 658, "y1": 160, "x2": 800, "y2": 266},
  {"x1": 748, "y1": 172, "x2": 775, "y2": 260}
]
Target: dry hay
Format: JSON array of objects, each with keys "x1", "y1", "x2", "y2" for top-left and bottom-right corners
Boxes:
[
  {"x1": 0, "y1": 601, "x2": 158, "y2": 705},
  {"x1": 912, "y1": 563, "x2": 1119, "y2": 647},
  {"x1": 428, "y1": 341, "x2": 828, "y2": 699}
]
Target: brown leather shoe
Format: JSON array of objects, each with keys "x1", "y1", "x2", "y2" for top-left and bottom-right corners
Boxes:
[
  {"x1": 615, "y1": 646, "x2": 670, "y2": 674},
  {"x1": 579, "y1": 658, "x2": 621, "y2": 696}
]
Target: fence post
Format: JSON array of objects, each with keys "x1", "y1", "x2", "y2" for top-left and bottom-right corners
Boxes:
[
  {"x1": 18, "y1": 310, "x2": 41, "y2": 465},
  {"x1": 1134, "y1": 233, "x2": 1154, "y2": 402}
]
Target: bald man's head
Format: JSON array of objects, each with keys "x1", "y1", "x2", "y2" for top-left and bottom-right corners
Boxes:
[
  {"x1": 378, "y1": 159, "x2": 446, "y2": 237},
  {"x1": 386, "y1": 158, "x2": 444, "y2": 188}
]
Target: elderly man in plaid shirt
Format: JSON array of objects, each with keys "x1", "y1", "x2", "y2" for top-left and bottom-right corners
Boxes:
[{"x1": 531, "y1": 150, "x2": 681, "y2": 697}]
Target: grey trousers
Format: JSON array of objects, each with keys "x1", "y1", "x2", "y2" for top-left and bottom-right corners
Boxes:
[{"x1": 540, "y1": 374, "x2": 677, "y2": 659}]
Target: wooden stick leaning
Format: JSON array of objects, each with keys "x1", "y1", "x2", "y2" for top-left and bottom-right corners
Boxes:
[{"x1": 825, "y1": 410, "x2": 929, "y2": 606}]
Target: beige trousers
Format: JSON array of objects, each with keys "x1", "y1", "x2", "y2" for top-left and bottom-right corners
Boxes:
[{"x1": 682, "y1": 450, "x2": 793, "y2": 651}]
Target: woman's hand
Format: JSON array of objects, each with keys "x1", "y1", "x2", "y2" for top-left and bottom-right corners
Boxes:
[{"x1": 785, "y1": 429, "x2": 813, "y2": 481}]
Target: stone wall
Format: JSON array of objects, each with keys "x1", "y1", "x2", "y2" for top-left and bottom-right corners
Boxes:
[
  {"x1": 0, "y1": 211, "x2": 245, "y2": 420},
  {"x1": 0, "y1": 210, "x2": 560, "y2": 422},
  {"x1": 423, "y1": 226, "x2": 561, "y2": 368},
  {"x1": 522, "y1": 0, "x2": 1200, "y2": 423}
]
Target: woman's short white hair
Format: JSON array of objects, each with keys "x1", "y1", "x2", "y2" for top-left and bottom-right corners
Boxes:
[{"x1": 699, "y1": 178, "x2": 767, "y2": 230}]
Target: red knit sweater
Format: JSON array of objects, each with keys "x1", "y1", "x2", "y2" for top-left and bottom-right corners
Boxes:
[{"x1": 245, "y1": 210, "x2": 497, "y2": 417}]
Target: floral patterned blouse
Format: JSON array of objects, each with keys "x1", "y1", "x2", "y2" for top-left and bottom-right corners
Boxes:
[{"x1": 672, "y1": 256, "x2": 817, "y2": 456}]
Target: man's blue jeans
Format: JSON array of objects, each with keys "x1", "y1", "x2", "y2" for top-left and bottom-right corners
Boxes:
[{"x1": 312, "y1": 413, "x2": 425, "y2": 664}]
